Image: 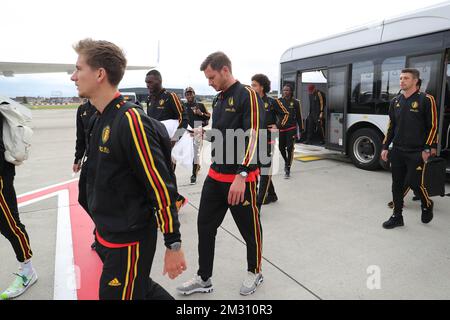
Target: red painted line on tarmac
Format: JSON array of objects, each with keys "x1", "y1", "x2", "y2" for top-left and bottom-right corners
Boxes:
[{"x1": 18, "y1": 180, "x2": 102, "y2": 300}]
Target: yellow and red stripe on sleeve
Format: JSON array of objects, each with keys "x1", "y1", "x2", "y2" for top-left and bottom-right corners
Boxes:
[
  {"x1": 275, "y1": 99, "x2": 289, "y2": 127},
  {"x1": 425, "y1": 94, "x2": 438, "y2": 146},
  {"x1": 125, "y1": 108, "x2": 174, "y2": 233},
  {"x1": 242, "y1": 87, "x2": 260, "y2": 167},
  {"x1": 170, "y1": 92, "x2": 184, "y2": 125}
]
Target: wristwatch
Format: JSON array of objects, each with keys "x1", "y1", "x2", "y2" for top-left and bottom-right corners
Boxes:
[
  {"x1": 168, "y1": 242, "x2": 181, "y2": 251},
  {"x1": 238, "y1": 171, "x2": 248, "y2": 178}
]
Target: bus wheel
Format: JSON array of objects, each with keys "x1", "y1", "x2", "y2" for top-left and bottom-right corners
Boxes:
[{"x1": 349, "y1": 128, "x2": 382, "y2": 171}]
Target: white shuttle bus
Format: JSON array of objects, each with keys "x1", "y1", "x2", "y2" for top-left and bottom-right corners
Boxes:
[{"x1": 280, "y1": 2, "x2": 450, "y2": 174}]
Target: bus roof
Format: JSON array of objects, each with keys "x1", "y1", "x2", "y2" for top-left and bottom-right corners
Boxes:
[{"x1": 280, "y1": 2, "x2": 450, "y2": 63}]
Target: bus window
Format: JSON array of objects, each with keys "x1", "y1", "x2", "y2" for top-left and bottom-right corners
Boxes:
[
  {"x1": 350, "y1": 61, "x2": 375, "y2": 114},
  {"x1": 378, "y1": 56, "x2": 405, "y2": 114},
  {"x1": 407, "y1": 53, "x2": 441, "y2": 97}
]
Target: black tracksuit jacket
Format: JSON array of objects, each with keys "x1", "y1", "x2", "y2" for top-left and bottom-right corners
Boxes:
[
  {"x1": 275, "y1": 97, "x2": 304, "y2": 130},
  {"x1": 85, "y1": 95, "x2": 180, "y2": 247},
  {"x1": 207, "y1": 81, "x2": 265, "y2": 175},
  {"x1": 146, "y1": 89, "x2": 188, "y2": 130},
  {"x1": 184, "y1": 101, "x2": 210, "y2": 128},
  {"x1": 383, "y1": 90, "x2": 438, "y2": 152}
]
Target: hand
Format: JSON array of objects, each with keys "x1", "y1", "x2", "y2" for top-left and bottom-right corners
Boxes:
[
  {"x1": 72, "y1": 162, "x2": 81, "y2": 173},
  {"x1": 163, "y1": 248, "x2": 187, "y2": 279},
  {"x1": 381, "y1": 150, "x2": 389, "y2": 162},
  {"x1": 228, "y1": 175, "x2": 246, "y2": 206},
  {"x1": 422, "y1": 151, "x2": 431, "y2": 162},
  {"x1": 431, "y1": 148, "x2": 437, "y2": 156},
  {"x1": 194, "y1": 108, "x2": 203, "y2": 116}
]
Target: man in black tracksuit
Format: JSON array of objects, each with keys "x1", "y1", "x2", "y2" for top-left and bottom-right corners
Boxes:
[
  {"x1": 276, "y1": 84, "x2": 303, "y2": 178},
  {"x1": 381, "y1": 68, "x2": 438, "y2": 229},
  {"x1": 177, "y1": 52, "x2": 265, "y2": 296},
  {"x1": 305, "y1": 84, "x2": 326, "y2": 145},
  {"x1": 251, "y1": 74, "x2": 289, "y2": 209},
  {"x1": 72, "y1": 38, "x2": 186, "y2": 300},
  {"x1": 183, "y1": 86, "x2": 210, "y2": 184},
  {"x1": 145, "y1": 70, "x2": 188, "y2": 142},
  {"x1": 145, "y1": 70, "x2": 188, "y2": 209}
]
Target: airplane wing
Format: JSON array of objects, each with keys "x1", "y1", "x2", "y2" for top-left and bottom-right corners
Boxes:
[{"x1": 0, "y1": 62, "x2": 153, "y2": 77}]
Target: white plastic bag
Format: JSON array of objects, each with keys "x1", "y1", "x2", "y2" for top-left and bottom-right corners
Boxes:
[{"x1": 171, "y1": 129, "x2": 194, "y2": 171}]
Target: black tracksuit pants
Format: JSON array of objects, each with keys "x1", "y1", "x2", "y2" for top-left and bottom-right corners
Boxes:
[
  {"x1": 0, "y1": 162, "x2": 33, "y2": 263},
  {"x1": 95, "y1": 226, "x2": 173, "y2": 300},
  {"x1": 390, "y1": 148, "x2": 432, "y2": 215},
  {"x1": 279, "y1": 129, "x2": 296, "y2": 169},
  {"x1": 197, "y1": 176, "x2": 262, "y2": 280},
  {"x1": 257, "y1": 142, "x2": 277, "y2": 208},
  {"x1": 306, "y1": 115, "x2": 324, "y2": 142}
]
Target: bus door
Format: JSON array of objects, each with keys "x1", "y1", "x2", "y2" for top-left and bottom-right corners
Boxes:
[
  {"x1": 407, "y1": 52, "x2": 449, "y2": 172},
  {"x1": 297, "y1": 70, "x2": 328, "y2": 145},
  {"x1": 326, "y1": 65, "x2": 349, "y2": 151},
  {"x1": 437, "y1": 51, "x2": 450, "y2": 172}
]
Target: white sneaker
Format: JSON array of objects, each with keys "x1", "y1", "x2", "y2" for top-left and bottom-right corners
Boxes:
[
  {"x1": 1, "y1": 269, "x2": 38, "y2": 300},
  {"x1": 176, "y1": 274, "x2": 213, "y2": 295},
  {"x1": 240, "y1": 272, "x2": 263, "y2": 296}
]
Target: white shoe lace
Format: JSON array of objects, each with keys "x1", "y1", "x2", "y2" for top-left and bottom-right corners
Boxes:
[
  {"x1": 242, "y1": 272, "x2": 259, "y2": 288},
  {"x1": 183, "y1": 274, "x2": 203, "y2": 288}
]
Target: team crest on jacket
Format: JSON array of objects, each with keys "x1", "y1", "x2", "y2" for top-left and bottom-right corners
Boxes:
[
  {"x1": 290, "y1": 102, "x2": 294, "y2": 107},
  {"x1": 159, "y1": 99, "x2": 165, "y2": 106},
  {"x1": 411, "y1": 101, "x2": 419, "y2": 109},
  {"x1": 102, "y1": 126, "x2": 111, "y2": 144},
  {"x1": 264, "y1": 102, "x2": 269, "y2": 110},
  {"x1": 228, "y1": 97, "x2": 234, "y2": 107}
]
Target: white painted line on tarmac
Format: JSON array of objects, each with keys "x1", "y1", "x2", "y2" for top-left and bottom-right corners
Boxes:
[{"x1": 18, "y1": 186, "x2": 77, "y2": 300}]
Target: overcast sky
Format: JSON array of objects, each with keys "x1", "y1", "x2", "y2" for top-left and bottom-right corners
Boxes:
[{"x1": 0, "y1": 0, "x2": 447, "y2": 97}]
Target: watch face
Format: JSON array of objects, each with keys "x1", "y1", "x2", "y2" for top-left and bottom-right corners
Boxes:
[{"x1": 170, "y1": 242, "x2": 181, "y2": 251}]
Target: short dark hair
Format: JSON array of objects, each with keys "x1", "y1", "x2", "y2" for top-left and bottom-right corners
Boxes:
[
  {"x1": 200, "y1": 51, "x2": 232, "y2": 73},
  {"x1": 401, "y1": 68, "x2": 420, "y2": 79},
  {"x1": 251, "y1": 74, "x2": 271, "y2": 94},
  {"x1": 146, "y1": 69, "x2": 162, "y2": 80},
  {"x1": 73, "y1": 38, "x2": 127, "y2": 86}
]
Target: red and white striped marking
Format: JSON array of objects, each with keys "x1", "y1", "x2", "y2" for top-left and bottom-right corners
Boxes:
[{"x1": 17, "y1": 179, "x2": 101, "y2": 300}]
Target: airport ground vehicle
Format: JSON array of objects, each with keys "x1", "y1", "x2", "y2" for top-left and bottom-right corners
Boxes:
[{"x1": 280, "y1": 2, "x2": 450, "y2": 174}]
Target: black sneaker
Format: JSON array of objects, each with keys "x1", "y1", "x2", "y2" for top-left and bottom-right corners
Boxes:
[
  {"x1": 263, "y1": 194, "x2": 278, "y2": 205},
  {"x1": 382, "y1": 214, "x2": 404, "y2": 229},
  {"x1": 190, "y1": 175, "x2": 197, "y2": 185},
  {"x1": 284, "y1": 167, "x2": 290, "y2": 179},
  {"x1": 421, "y1": 200, "x2": 434, "y2": 224}
]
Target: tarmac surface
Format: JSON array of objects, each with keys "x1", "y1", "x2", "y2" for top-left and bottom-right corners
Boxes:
[{"x1": 1, "y1": 109, "x2": 449, "y2": 300}]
